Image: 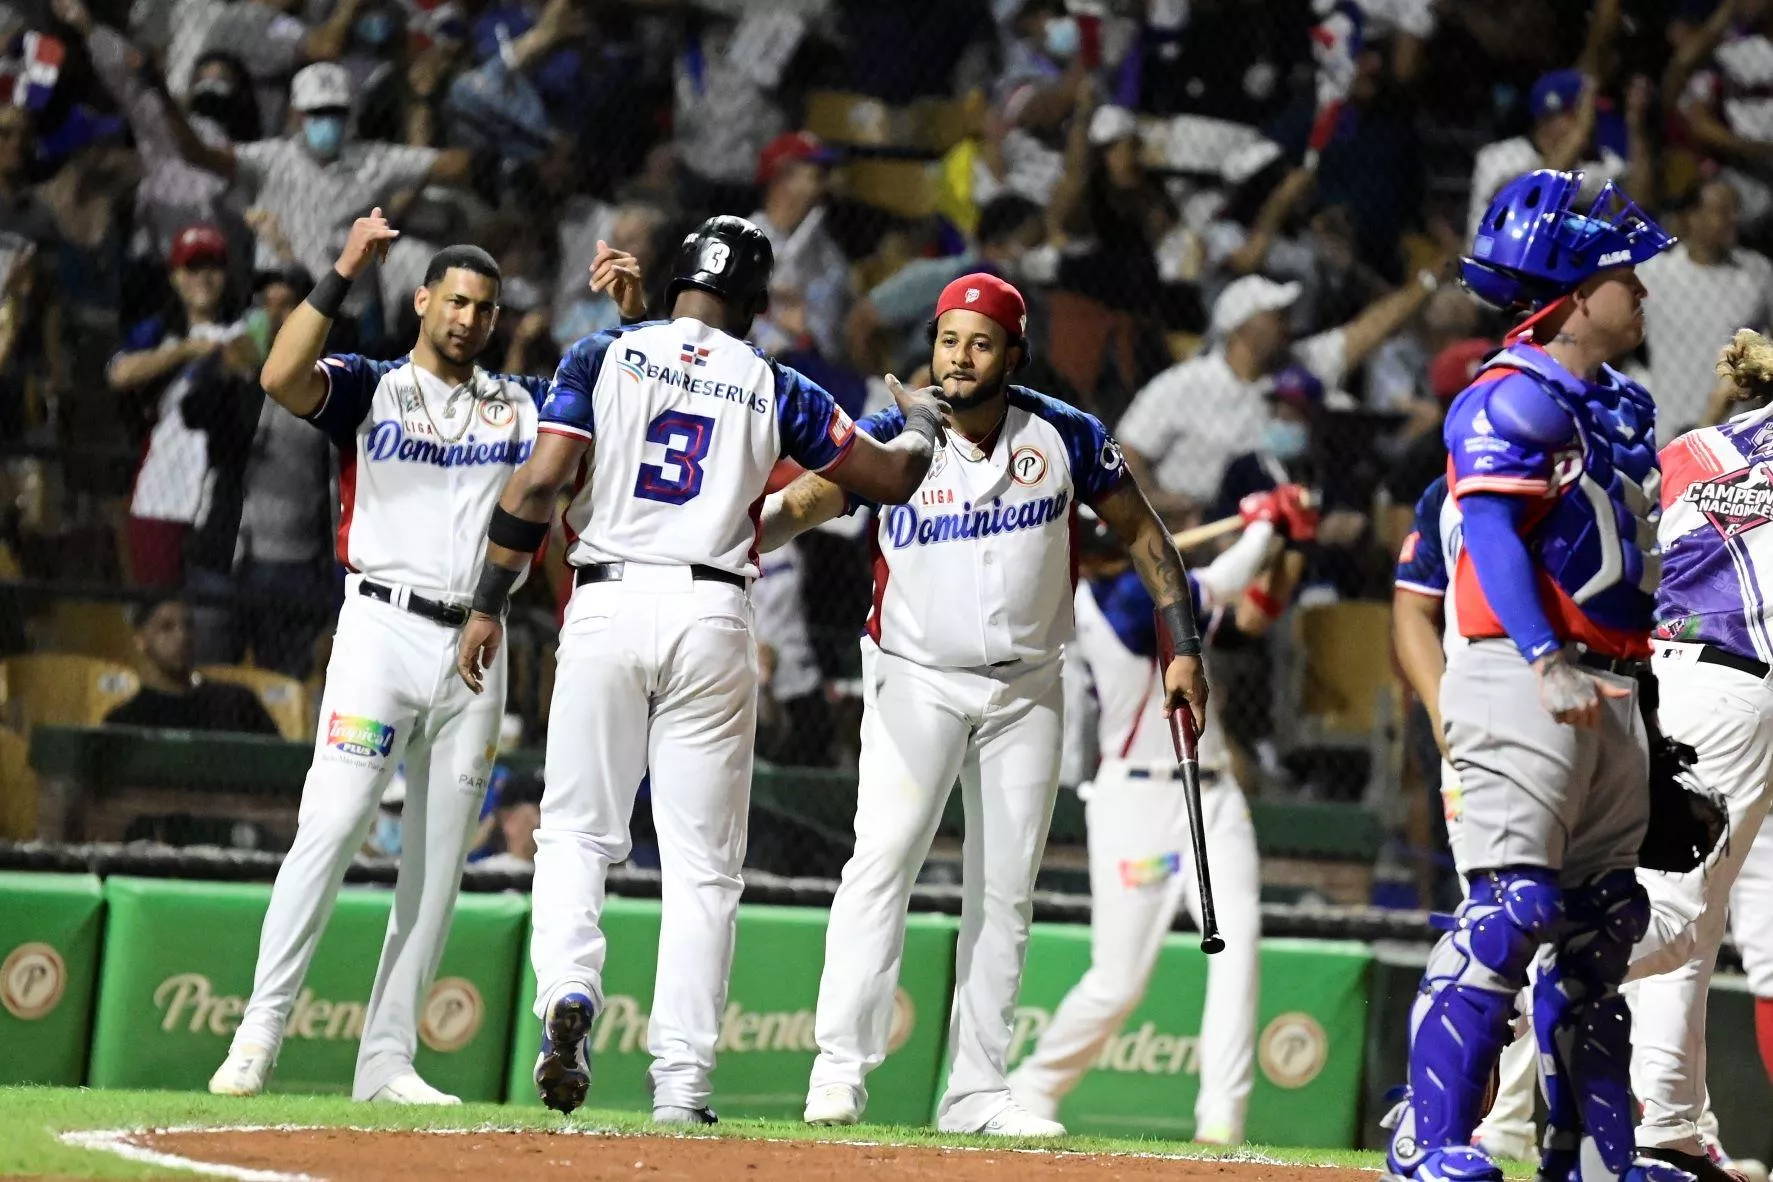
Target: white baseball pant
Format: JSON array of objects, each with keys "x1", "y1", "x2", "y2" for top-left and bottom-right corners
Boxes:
[
  {"x1": 1007, "y1": 758, "x2": 1261, "y2": 1142},
  {"x1": 529, "y1": 565, "x2": 757, "y2": 1111},
  {"x1": 231, "y1": 588, "x2": 504, "y2": 1099},
  {"x1": 1732, "y1": 819, "x2": 1773, "y2": 998},
  {"x1": 1625, "y1": 646, "x2": 1773, "y2": 1155},
  {"x1": 808, "y1": 638, "x2": 1063, "y2": 1133}
]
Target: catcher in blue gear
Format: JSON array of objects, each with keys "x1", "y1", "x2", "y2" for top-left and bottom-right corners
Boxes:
[{"x1": 1383, "y1": 170, "x2": 1692, "y2": 1182}]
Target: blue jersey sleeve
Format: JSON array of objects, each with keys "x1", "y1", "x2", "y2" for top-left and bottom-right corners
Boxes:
[
  {"x1": 1019, "y1": 388, "x2": 1130, "y2": 505},
  {"x1": 1092, "y1": 567, "x2": 1207, "y2": 658},
  {"x1": 1394, "y1": 478, "x2": 1449, "y2": 596},
  {"x1": 772, "y1": 362, "x2": 857, "y2": 473},
  {"x1": 538, "y1": 330, "x2": 618, "y2": 441},
  {"x1": 842, "y1": 408, "x2": 905, "y2": 514},
  {"x1": 306, "y1": 353, "x2": 395, "y2": 448},
  {"x1": 1444, "y1": 372, "x2": 1577, "y2": 499},
  {"x1": 115, "y1": 316, "x2": 167, "y2": 358},
  {"x1": 508, "y1": 373, "x2": 552, "y2": 408},
  {"x1": 1461, "y1": 492, "x2": 1561, "y2": 662}
]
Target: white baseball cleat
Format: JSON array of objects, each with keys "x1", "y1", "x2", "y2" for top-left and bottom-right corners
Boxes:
[
  {"x1": 208, "y1": 1044, "x2": 275, "y2": 1096},
  {"x1": 368, "y1": 1070, "x2": 461, "y2": 1105},
  {"x1": 803, "y1": 1084, "x2": 861, "y2": 1126},
  {"x1": 977, "y1": 1102, "x2": 1066, "y2": 1138}
]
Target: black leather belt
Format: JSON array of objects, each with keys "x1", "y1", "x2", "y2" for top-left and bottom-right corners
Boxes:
[
  {"x1": 574, "y1": 561, "x2": 747, "y2": 589},
  {"x1": 359, "y1": 580, "x2": 469, "y2": 628},
  {"x1": 1574, "y1": 649, "x2": 1647, "y2": 677},
  {"x1": 1126, "y1": 767, "x2": 1220, "y2": 784},
  {"x1": 1696, "y1": 644, "x2": 1772, "y2": 680}
]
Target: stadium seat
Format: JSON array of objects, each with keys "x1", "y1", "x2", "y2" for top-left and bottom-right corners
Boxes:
[
  {"x1": 1294, "y1": 601, "x2": 1404, "y2": 811},
  {"x1": 840, "y1": 159, "x2": 939, "y2": 219},
  {"x1": 31, "y1": 598, "x2": 140, "y2": 665},
  {"x1": 0, "y1": 654, "x2": 140, "y2": 730},
  {"x1": 0, "y1": 725, "x2": 36, "y2": 838},
  {"x1": 197, "y1": 665, "x2": 310, "y2": 742}
]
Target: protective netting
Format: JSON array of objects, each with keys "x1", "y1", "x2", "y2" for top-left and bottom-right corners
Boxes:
[{"x1": 0, "y1": 0, "x2": 1757, "y2": 911}]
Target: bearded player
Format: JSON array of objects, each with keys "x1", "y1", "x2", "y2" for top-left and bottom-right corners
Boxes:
[{"x1": 759, "y1": 273, "x2": 1208, "y2": 1137}]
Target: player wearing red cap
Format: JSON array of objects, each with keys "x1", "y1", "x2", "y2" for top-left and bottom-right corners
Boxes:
[{"x1": 759, "y1": 272, "x2": 1208, "y2": 1137}]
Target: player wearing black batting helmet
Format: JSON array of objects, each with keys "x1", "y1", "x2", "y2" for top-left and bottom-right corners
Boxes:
[{"x1": 666, "y1": 214, "x2": 775, "y2": 320}]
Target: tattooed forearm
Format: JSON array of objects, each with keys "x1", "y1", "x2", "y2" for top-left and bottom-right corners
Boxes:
[
  {"x1": 760, "y1": 473, "x2": 846, "y2": 553},
  {"x1": 1129, "y1": 521, "x2": 1189, "y2": 607},
  {"x1": 1094, "y1": 479, "x2": 1202, "y2": 653}
]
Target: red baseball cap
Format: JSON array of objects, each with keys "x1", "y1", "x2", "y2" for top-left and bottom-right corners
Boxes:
[
  {"x1": 756, "y1": 130, "x2": 838, "y2": 187},
  {"x1": 934, "y1": 272, "x2": 1028, "y2": 343},
  {"x1": 170, "y1": 224, "x2": 228, "y2": 270},
  {"x1": 1429, "y1": 338, "x2": 1496, "y2": 401}
]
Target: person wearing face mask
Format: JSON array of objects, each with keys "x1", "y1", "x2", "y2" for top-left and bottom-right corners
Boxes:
[
  {"x1": 53, "y1": 0, "x2": 262, "y2": 263},
  {"x1": 1118, "y1": 265, "x2": 1441, "y2": 523},
  {"x1": 162, "y1": 60, "x2": 474, "y2": 343}
]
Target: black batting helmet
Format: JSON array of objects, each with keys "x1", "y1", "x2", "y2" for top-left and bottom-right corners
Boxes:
[{"x1": 666, "y1": 215, "x2": 774, "y2": 317}]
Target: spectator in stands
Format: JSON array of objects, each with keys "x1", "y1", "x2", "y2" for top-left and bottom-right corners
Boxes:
[
  {"x1": 1669, "y1": 0, "x2": 1773, "y2": 231},
  {"x1": 1383, "y1": 335, "x2": 1494, "y2": 505},
  {"x1": 56, "y1": 0, "x2": 257, "y2": 266},
  {"x1": 672, "y1": 9, "x2": 791, "y2": 215},
  {"x1": 970, "y1": 0, "x2": 1094, "y2": 213},
  {"x1": 847, "y1": 193, "x2": 1046, "y2": 378},
  {"x1": 1365, "y1": 283, "x2": 1484, "y2": 414},
  {"x1": 551, "y1": 199, "x2": 667, "y2": 349},
  {"x1": 753, "y1": 538, "x2": 833, "y2": 768},
  {"x1": 1045, "y1": 100, "x2": 1181, "y2": 412},
  {"x1": 161, "y1": 61, "x2": 473, "y2": 347},
  {"x1": 1467, "y1": 68, "x2": 1652, "y2": 238},
  {"x1": 1118, "y1": 270, "x2": 1439, "y2": 519},
  {"x1": 149, "y1": 0, "x2": 366, "y2": 138},
  {"x1": 750, "y1": 130, "x2": 850, "y2": 360},
  {"x1": 469, "y1": 768, "x2": 544, "y2": 874},
  {"x1": 0, "y1": 105, "x2": 67, "y2": 441},
  {"x1": 104, "y1": 593, "x2": 279, "y2": 734},
  {"x1": 112, "y1": 224, "x2": 255, "y2": 587},
  {"x1": 1641, "y1": 177, "x2": 1773, "y2": 432},
  {"x1": 188, "y1": 262, "x2": 334, "y2": 678}
]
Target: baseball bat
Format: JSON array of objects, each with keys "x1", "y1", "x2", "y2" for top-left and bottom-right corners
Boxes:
[
  {"x1": 1170, "y1": 514, "x2": 1245, "y2": 551},
  {"x1": 1156, "y1": 610, "x2": 1225, "y2": 955}
]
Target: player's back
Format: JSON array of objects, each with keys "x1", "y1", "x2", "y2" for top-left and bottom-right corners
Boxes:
[{"x1": 540, "y1": 317, "x2": 853, "y2": 577}]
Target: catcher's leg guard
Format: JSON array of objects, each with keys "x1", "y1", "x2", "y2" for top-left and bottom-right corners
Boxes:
[
  {"x1": 1388, "y1": 868, "x2": 1562, "y2": 1178},
  {"x1": 1533, "y1": 869, "x2": 1652, "y2": 1182}
]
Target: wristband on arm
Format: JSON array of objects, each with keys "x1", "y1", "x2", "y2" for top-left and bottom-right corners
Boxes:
[
  {"x1": 307, "y1": 268, "x2": 354, "y2": 320},
  {"x1": 471, "y1": 561, "x2": 521, "y2": 618},
  {"x1": 1160, "y1": 600, "x2": 1203, "y2": 656},
  {"x1": 903, "y1": 404, "x2": 942, "y2": 446},
  {"x1": 487, "y1": 504, "x2": 548, "y2": 552}
]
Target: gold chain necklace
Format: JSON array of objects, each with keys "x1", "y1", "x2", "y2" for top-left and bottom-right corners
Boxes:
[{"x1": 412, "y1": 370, "x2": 481, "y2": 445}]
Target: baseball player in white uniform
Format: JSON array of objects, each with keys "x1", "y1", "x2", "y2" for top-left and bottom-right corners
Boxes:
[
  {"x1": 759, "y1": 273, "x2": 1209, "y2": 1137},
  {"x1": 456, "y1": 215, "x2": 947, "y2": 1124},
  {"x1": 208, "y1": 210, "x2": 647, "y2": 1103},
  {"x1": 1004, "y1": 487, "x2": 1311, "y2": 1144},
  {"x1": 1625, "y1": 358, "x2": 1773, "y2": 1182}
]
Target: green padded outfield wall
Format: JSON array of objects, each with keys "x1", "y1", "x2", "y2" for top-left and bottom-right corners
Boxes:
[
  {"x1": 0, "y1": 871, "x2": 104, "y2": 1085},
  {"x1": 505, "y1": 898, "x2": 958, "y2": 1124},
  {"x1": 88, "y1": 877, "x2": 526, "y2": 1099},
  {"x1": 1009, "y1": 930, "x2": 1373, "y2": 1146}
]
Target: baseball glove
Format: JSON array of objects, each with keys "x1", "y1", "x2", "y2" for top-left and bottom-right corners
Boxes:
[{"x1": 1638, "y1": 737, "x2": 1728, "y2": 874}]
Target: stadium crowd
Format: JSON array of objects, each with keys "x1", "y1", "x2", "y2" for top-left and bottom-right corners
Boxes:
[{"x1": 5, "y1": 0, "x2": 1773, "y2": 893}]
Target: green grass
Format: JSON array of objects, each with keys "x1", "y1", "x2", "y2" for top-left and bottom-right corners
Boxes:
[{"x1": 0, "y1": 1086, "x2": 1388, "y2": 1177}]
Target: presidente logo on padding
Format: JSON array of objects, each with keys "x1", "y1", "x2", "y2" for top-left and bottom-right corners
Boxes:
[{"x1": 1681, "y1": 466, "x2": 1773, "y2": 539}]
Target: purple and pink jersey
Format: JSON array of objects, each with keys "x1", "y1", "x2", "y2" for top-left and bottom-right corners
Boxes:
[{"x1": 1656, "y1": 408, "x2": 1773, "y2": 661}]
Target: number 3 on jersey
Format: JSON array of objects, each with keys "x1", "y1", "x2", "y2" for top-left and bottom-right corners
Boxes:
[{"x1": 634, "y1": 410, "x2": 714, "y2": 504}]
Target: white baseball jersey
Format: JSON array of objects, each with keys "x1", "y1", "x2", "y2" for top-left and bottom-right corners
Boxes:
[
  {"x1": 1393, "y1": 474, "x2": 1466, "y2": 658},
  {"x1": 539, "y1": 316, "x2": 856, "y2": 577},
  {"x1": 1074, "y1": 567, "x2": 1232, "y2": 772},
  {"x1": 303, "y1": 354, "x2": 548, "y2": 595},
  {"x1": 855, "y1": 386, "x2": 1128, "y2": 668}
]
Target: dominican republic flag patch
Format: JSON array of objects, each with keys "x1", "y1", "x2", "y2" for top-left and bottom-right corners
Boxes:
[
  {"x1": 0, "y1": 33, "x2": 65, "y2": 111},
  {"x1": 679, "y1": 343, "x2": 709, "y2": 367}
]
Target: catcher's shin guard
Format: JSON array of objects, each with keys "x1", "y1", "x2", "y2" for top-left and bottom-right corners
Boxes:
[{"x1": 1388, "y1": 868, "x2": 1562, "y2": 1177}]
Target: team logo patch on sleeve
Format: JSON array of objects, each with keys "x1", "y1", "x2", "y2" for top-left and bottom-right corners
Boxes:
[
  {"x1": 1683, "y1": 466, "x2": 1773, "y2": 537},
  {"x1": 1118, "y1": 851, "x2": 1181, "y2": 889},
  {"x1": 1398, "y1": 531, "x2": 1420, "y2": 562},
  {"x1": 327, "y1": 713, "x2": 397, "y2": 759}
]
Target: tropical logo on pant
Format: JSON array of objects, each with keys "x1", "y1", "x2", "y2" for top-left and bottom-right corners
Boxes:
[
  {"x1": 327, "y1": 713, "x2": 396, "y2": 760},
  {"x1": 1257, "y1": 1011, "x2": 1328, "y2": 1088},
  {"x1": 1118, "y1": 852, "x2": 1181, "y2": 889}
]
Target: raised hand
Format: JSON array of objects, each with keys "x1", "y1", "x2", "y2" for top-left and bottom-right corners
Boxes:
[
  {"x1": 589, "y1": 239, "x2": 646, "y2": 321},
  {"x1": 336, "y1": 207, "x2": 400, "y2": 279}
]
